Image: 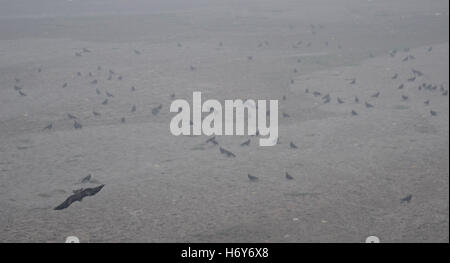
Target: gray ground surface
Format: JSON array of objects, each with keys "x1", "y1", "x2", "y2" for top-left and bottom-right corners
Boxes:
[{"x1": 0, "y1": 0, "x2": 448, "y2": 242}]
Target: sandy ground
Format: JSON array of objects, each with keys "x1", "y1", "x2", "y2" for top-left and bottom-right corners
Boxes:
[{"x1": 0, "y1": 0, "x2": 448, "y2": 242}]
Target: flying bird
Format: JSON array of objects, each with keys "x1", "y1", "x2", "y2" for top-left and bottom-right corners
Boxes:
[
  {"x1": 240, "y1": 139, "x2": 250, "y2": 146},
  {"x1": 354, "y1": 96, "x2": 359, "y2": 103},
  {"x1": 401, "y1": 95, "x2": 408, "y2": 101},
  {"x1": 106, "y1": 91, "x2": 114, "y2": 98},
  {"x1": 206, "y1": 136, "x2": 218, "y2": 145},
  {"x1": 400, "y1": 194, "x2": 412, "y2": 204},
  {"x1": 54, "y1": 185, "x2": 104, "y2": 210},
  {"x1": 285, "y1": 172, "x2": 294, "y2": 180},
  {"x1": 152, "y1": 104, "x2": 162, "y2": 115},
  {"x1": 398, "y1": 84, "x2": 404, "y2": 90},
  {"x1": 337, "y1": 97, "x2": 344, "y2": 104},
  {"x1": 392, "y1": 73, "x2": 398, "y2": 79},
  {"x1": 62, "y1": 82, "x2": 68, "y2": 88},
  {"x1": 18, "y1": 90, "x2": 27, "y2": 96},
  {"x1": 219, "y1": 147, "x2": 236, "y2": 157},
  {"x1": 67, "y1": 113, "x2": 77, "y2": 120},
  {"x1": 102, "y1": 99, "x2": 108, "y2": 105},
  {"x1": 248, "y1": 174, "x2": 259, "y2": 182},
  {"x1": 93, "y1": 111, "x2": 101, "y2": 116},
  {"x1": 351, "y1": 110, "x2": 358, "y2": 116},
  {"x1": 430, "y1": 110, "x2": 437, "y2": 116},
  {"x1": 371, "y1": 92, "x2": 380, "y2": 98},
  {"x1": 290, "y1": 142, "x2": 298, "y2": 149},
  {"x1": 43, "y1": 123, "x2": 53, "y2": 130},
  {"x1": 131, "y1": 105, "x2": 136, "y2": 112},
  {"x1": 365, "y1": 102, "x2": 374, "y2": 108},
  {"x1": 73, "y1": 120, "x2": 82, "y2": 129}
]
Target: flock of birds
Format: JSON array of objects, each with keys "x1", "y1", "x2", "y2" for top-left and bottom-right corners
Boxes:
[{"x1": 8, "y1": 23, "x2": 447, "y2": 210}]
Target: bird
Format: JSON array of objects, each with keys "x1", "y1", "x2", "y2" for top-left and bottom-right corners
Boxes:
[
  {"x1": 354, "y1": 96, "x2": 359, "y2": 103},
  {"x1": 80, "y1": 174, "x2": 92, "y2": 184},
  {"x1": 131, "y1": 86, "x2": 136, "y2": 92},
  {"x1": 43, "y1": 123, "x2": 53, "y2": 130},
  {"x1": 290, "y1": 79, "x2": 294, "y2": 85},
  {"x1": 398, "y1": 84, "x2": 404, "y2": 90},
  {"x1": 96, "y1": 88, "x2": 101, "y2": 95},
  {"x1": 18, "y1": 90, "x2": 27, "y2": 96},
  {"x1": 240, "y1": 139, "x2": 250, "y2": 146},
  {"x1": 349, "y1": 79, "x2": 356, "y2": 85},
  {"x1": 62, "y1": 82, "x2": 68, "y2": 88},
  {"x1": 392, "y1": 73, "x2": 398, "y2": 79},
  {"x1": 121, "y1": 117, "x2": 126, "y2": 123},
  {"x1": 424, "y1": 100, "x2": 430, "y2": 106},
  {"x1": 371, "y1": 92, "x2": 380, "y2": 98},
  {"x1": 337, "y1": 97, "x2": 344, "y2": 104},
  {"x1": 67, "y1": 113, "x2": 77, "y2": 120},
  {"x1": 54, "y1": 185, "x2": 104, "y2": 210},
  {"x1": 247, "y1": 56, "x2": 253, "y2": 61},
  {"x1": 313, "y1": 91, "x2": 321, "y2": 97},
  {"x1": 365, "y1": 102, "x2": 374, "y2": 108},
  {"x1": 400, "y1": 194, "x2": 412, "y2": 204},
  {"x1": 73, "y1": 120, "x2": 82, "y2": 129},
  {"x1": 152, "y1": 104, "x2": 162, "y2": 115},
  {"x1": 323, "y1": 97, "x2": 330, "y2": 104},
  {"x1": 90, "y1": 79, "x2": 98, "y2": 85},
  {"x1": 102, "y1": 99, "x2": 108, "y2": 105},
  {"x1": 109, "y1": 70, "x2": 115, "y2": 75},
  {"x1": 88, "y1": 72, "x2": 93, "y2": 77},
  {"x1": 117, "y1": 75, "x2": 122, "y2": 81},
  {"x1": 407, "y1": 76, "x2": 416, "y2": 82},
  {"x1": 305, "y1": 88, "x2": 309, "y2": 94},
  {"x1": 131, "y1": 105, "x2": 136, "y2": 112},
  {"x1": 92, "y1": 111, "x2": 101, "y2": 116},
  {"x1": 402, "y1": 56, "x2": 409, "y2": 62},
  {"x1": 106, "y1": 91, "x2": 114, "y2": 98},
  {"x1": 134, "y1": 49, "x2": 141, "y2": 55},
  {"x1": 412, "y1": 69, "x2": 423, "y2": 76},
  {"x1": 285, "y1": 172, "x2": 294, "y2": 180},
  {"x1": 282, "y1": 112, "x2": 290, "y2": 118},
  {"x1": 442, "y1": 90, "x2": 448, "y2": 96},
  {"x1": 14, "y1": 85, "x2": 22, "y2": 91},
  {"x1": 351, "y1": 110, "x2": 358, "y2": 116},
  {"x1": 190, "y1": 65, "x2": 196, "y2": 71},
  {"x1": 219, "y1": 147, "x2": 235, "y2": 157},
  {"x1": 247, "y1": 174, "x2": 259, "y2": 182},
  {"x1": 430, "y1": 110, "x2": 437, "y2": 116},
  {"x1": 401, "y1": 95, "x2": 408, "y2": 101},
  {"x1": 290, "y1": 142, "x2": 298, "y2": 149},
  {"x1": 428, "y1": 47, "x2": 432, "y2": 52},
  {"x1": 82, "y1": 48, "x2": 91, "y2": 53},
  {"x1": 206, "y1": 136, "x2": 218, "y2": 145}
]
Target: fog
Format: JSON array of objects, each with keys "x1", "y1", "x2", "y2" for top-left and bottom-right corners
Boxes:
[{"x1": 0, "y1": 0, "x2": 448, "y2": 242}]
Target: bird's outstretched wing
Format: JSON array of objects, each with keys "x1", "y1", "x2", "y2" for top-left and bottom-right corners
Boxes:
[{"x1": 54, "y1": 185, "x2": 105, "y2": 210}]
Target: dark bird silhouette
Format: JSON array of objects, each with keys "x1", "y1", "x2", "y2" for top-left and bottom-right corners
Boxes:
[
  {"x1": 80, "y1": 174, "x2": 92, "y2": 184},
  {"x1": 170, "y1": 93, "x2": 176, "y2": 99},
  {"x1": 106, "y1": 91, "x2": 114, "y2": 98},
  {"x1": 247, "y1": 56, "x2": 253, "y2": 61},
  {"x1": 93, "y1": 111, "x2": 101, "y2": 116},
  {"x1": 82, "y1": 48, "x2": 91, "y2": 53},
  {"x1": 402, "y1": 56, "x2": 409, "y2": 62},
  {"x1": 102, "y1": 99, "x2": 108, "y2": 105},
  {"x1": 134, "y1": 49, "x2": 141, "y2": 55},
  {"x1": 282, "y1": 112, "x2": 290, "y2": 118},
  {"x1": 354, "y1": 96, "x2": 359, "y2": 103},
  {"x1": 290, "y1": 79, "x2": 294, "y2": 84},
  {"x1": 190, "y1": 65, "x2": 196, "y2": 71},
  {"x1": 401, "y1": 95, "x2": 408, "y2": 101},
  {"x1": 54, "y1": 185, "x2": 104, "y2": 210},
  {"x1": 371, "y1": 91, "x2": 380, "y2": 98},
  {"x1": 131, "y1": 86, "x2": 136, "y2": 92},
  {"x1": 305, "y1": 88, "x2": 309, "y2": 94},
  {"x1": 117, "y1": 75, "x2": 122, "y2": 81},
  {"x1": 337, "y1": 97, "x2": 344, "y2": 104},
  {"x1": 121, "y1": 117, "x2": 126, "y2": 123},
  {"x1": 152, "y1": 104, "x2": 162, "y2": 115},
  {"x1": 18, "y1": 90, "x2": 26, "y2": 96},
  {"x1": 219, "y1": 147, "x2": 235, "y2": 157},
  {"x1": 349, "y1": 78, "x2": 356, "y2": 85},
  {"x1": 240, "y1": 139, "x2": 250, "y2": 146},
  {"x1": 407, "y1": 76, "x2": 416, "y2": 82},
  {"x1": 430, "y1": 110, "x2": 437, "y2": 116},
  {"x1": 206, "y1": 136, "x2": 218, "y2": 145},
  {"x1": 248, "y1": 174, "x2": 259, "y2": 182},
  {"x1": 131, "y1": 105, "x2": 136, "y2": 112},
  {"x1": 424, "y1": 100, "x2": 430, "y2": 106},
  {"x1": 67, "y1": 113, "x2": 77, "y2": 120},
  {"x1": 351, "y1": 110, "x2": 358, "y2": 116},
  {"x1": 90, "y1": 79, "x2": 98, "y2": 85},
  {"x1": 398, "y1": 84, "x2": 404, "y2": 90},
  {"x1": 323, "y1": 97, "x2": 330, "y2": 104},
  {"x1": 400, "y1": 194, "x2": 412, "y2": 204},
  {"x1": 62, "y1": 82, "x2": 68, "y2": 88},
  {"x1": 14, "y1": 85, "x2": 22, "y2": 91},
  {"x1": 96, "y1": 88, "x2": 101, "y2": 95},
  {"x1": 412, "y1": 69, "x2": 423, "y2": 76},
  {"x1": 43, "y1": 123, "x2": 53, "y2": 130},
  {"x1": 442, "y1": 90, "x2": 448, "y2": 96},
  {"x1": 313, "y1": 91, "x2": 321, "y2": 97},
  {"x1": 285, "y1": 172, "x2": 294, "y2": 180},
  {"x1": 290, "y1": 142, "x2": 298, "y2": 149},
  {"x1": 73, "y1": 120, "x2": 82, "y2": 129},
  {"x1": 392, "y1": 73, "x2": 398, "y2": 79},
  {"x1": 365, "y1": 102, "x2": 374, "y2": 108},
  {"x1": 322, "y1": 94, "x2": 330, "y2": 100}
]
